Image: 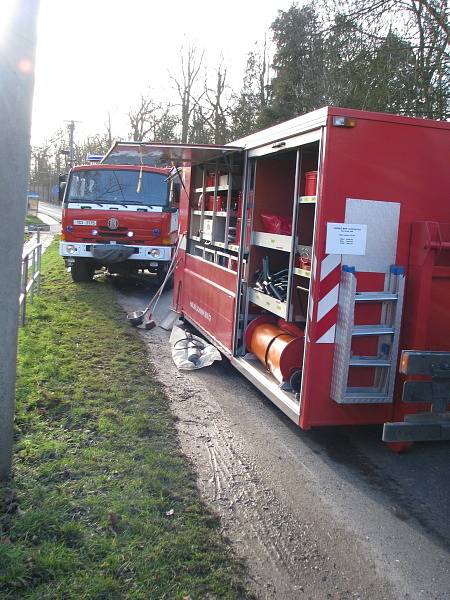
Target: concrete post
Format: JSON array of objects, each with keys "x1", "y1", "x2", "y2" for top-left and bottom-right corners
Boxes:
[{"x1": 0, "y1": 0, "x2": 40, "y2": 480}]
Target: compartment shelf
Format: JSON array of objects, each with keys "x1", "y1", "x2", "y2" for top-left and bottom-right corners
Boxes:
[
  {"x1": 248, "y1": 287, "x2": 287, "y2": 318},
  {"x1": 229, "y1": 244, "x2": 240, "y2": 253},
  {"x1": 217, "y1": 211, "x2": 237, "y2": 218},
  {"x1": 195, "y1": 186, "x2": 229, "y2": 193},
  {"x1": 294, "y1": 267, "x2": 311, "y2": 278},
  {"x1": 298, "y1": 196, "x2": 317, "y2": 204},
  {"x1": 252, "y1": 231, "x2": 292, "y2": 252}
]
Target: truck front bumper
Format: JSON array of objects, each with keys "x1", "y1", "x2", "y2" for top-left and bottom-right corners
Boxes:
[{"x1": 60, "y1": 242, "x2": 172, "y2": 262}]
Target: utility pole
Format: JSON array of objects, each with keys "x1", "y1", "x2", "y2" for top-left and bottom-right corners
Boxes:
[
  {"x1": 0, "y1": 0, "x2": 40, "y2": 480},
  {"x1": 67, "y1": 120, "x2": 75, "y2": 168},
  {"x1": 62, "y1": 120, "x2": 79, "y2": 169}
]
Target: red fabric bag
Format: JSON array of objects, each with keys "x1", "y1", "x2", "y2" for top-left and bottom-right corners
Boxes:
[{"x1": 260, "y1": 213, "x2": 292, "y2": 235}]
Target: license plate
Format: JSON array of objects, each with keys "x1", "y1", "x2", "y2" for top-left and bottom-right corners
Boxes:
[{"x1": 74, "y1": 219, "x2": 96, "y2": 226}]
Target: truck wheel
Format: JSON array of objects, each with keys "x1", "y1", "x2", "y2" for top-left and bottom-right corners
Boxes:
[
  {"x1": 71, "y1": 259, "x2": 95, "y2": 282},
  {"x1": 155, "y1": 265, "x2": 173, "y2": 288}
]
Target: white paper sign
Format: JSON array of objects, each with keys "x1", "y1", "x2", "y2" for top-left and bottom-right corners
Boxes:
[{"x1": 326, "y1": 222, "x2": 367, "y2": 255}]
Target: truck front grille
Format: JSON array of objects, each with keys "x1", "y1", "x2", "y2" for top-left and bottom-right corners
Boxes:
[{"x1": 98, "y1": 227, "x2": 128, "y2": 238}]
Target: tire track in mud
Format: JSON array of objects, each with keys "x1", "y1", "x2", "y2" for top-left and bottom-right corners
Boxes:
[
  {"x1": 179, "y1": 401, "x2": 324, "y2": 596},
  {"x1": 141, "y1": 328, "x2": 392, "y2": 600}
]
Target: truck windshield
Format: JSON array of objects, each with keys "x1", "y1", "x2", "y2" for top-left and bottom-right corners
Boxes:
[{"x1": 66, "y1": 169, "x2": 168, "y2": 206}]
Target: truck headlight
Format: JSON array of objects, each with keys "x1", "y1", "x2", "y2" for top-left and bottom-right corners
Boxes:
[
  {"x1": 150, "y1": 248, "x2": 160, "y2": 257},
  {"x1": 66, "y1": 244, "x2": 76, "y2": 254},
  {"x1": 127, "y1": 231, "x2": 134, "y2": 237}
]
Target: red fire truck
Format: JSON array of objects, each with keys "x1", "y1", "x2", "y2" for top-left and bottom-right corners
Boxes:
[
  {"x1": 60, "y1": 161, "x2": 179, "y2": 282},
  {"x1": 104, "y1": 108, "x2": 450, "y2": 447}
]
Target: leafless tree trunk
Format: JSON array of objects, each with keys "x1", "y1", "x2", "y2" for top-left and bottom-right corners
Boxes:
[
  {"x1": 200, "y1": 62, "x2": 230, "y2": 143},
  {"x1": 170, "y1": 44, "x2": 204, "y2": 143},
  {"x1": 105, "y1": 112, "x2": 113, "y2": 147},
  {"x1": 128, "y1": 96, "x2": 157, "y2": 141}
]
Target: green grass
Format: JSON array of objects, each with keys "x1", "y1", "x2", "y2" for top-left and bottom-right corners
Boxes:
[
  {"x1": 0, "y1": 243, "x2": 249, "y2": 600},
  {"x1": 25, "y1": 214, "x2": 45, "y2": 227}
]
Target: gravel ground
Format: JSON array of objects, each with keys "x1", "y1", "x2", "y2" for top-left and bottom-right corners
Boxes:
[{"x1": 114, "y1": 279, "x2": 450, "y2": 600}]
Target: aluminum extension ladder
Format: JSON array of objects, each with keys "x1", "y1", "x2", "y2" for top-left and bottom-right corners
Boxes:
[{"x1": 331, "y1": 265, "x2": 405, "y2": 404}]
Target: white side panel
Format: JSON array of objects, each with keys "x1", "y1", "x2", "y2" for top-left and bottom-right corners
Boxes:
[
  {"x1": 343, "y1": 199, "x2": 400, "y2": 272},
  {"x1": 248, "y1": 129, "x2": 322, "y2": 158}
]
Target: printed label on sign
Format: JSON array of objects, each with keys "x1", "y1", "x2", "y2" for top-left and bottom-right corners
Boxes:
[
  {"x1": 326, "y1": 222, "x2": 367, "y2": 255},
  {"x1": 74, "y1": 220, "x2": 97, "y2": 226}
]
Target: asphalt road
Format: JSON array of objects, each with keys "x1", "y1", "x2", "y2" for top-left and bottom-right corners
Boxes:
[{"x1": 37, "y1": 201, "x2": 62, "y2": 224}]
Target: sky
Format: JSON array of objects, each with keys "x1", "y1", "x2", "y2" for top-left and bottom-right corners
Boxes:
[{"x1": 28, "y1": 0, "x2": 296, "y2": 147}]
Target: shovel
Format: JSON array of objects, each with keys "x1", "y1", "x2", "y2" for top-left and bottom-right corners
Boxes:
[
  {"x1": 126, "y1": 234, "x2": 184, "y2": 329},
  {"x1": 126, "y1": 308, "x2": 156, "y2": 329}
]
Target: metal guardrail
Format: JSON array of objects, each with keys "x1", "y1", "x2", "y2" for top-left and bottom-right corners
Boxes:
[{"x1": 19, "y1": 230, "x2": 42, "y2": 326}]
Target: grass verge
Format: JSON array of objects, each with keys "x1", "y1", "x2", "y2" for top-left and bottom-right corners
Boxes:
[
  {"x1": 0, "y1": 243, "x2": 248, "y2": 600},
  {"x1": 25, "y1": 215, "x2": 45, "y2": 227}
]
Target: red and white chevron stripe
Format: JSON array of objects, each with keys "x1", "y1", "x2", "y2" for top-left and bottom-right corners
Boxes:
[{"x1": 310, "y1": 253, "x2": 342, "y2": 343}]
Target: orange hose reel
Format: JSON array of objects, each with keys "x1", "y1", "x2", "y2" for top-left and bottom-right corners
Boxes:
[{"x1": 245, "y1": 316, "x2": 305, "y2": 388}]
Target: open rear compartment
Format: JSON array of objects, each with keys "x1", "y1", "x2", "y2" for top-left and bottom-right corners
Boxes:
[
  {"x1": 180, "y1": 152, "x2": 245, "y2": 354},
  {"x1": 231, "y1": 139, "x2": 321, "y2": 423}
]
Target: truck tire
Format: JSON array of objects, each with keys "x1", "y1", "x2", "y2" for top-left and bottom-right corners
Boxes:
[
  {"x1": 71, "y1": 259, "x2": 95, "y2": 283},
  {"x1": 155, "y1": 264, "x2": 173, "y2": 288}
]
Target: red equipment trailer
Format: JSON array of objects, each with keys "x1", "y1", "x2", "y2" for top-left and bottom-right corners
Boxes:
[
  {"x1": 60, "y1": 161, "x2": 179, "y2": 282},
  {"x1": 104, "y1": 108, "x2": 450, "y2": 445}
]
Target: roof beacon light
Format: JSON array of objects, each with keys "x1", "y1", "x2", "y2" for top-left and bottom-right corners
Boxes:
[
  {"x1": 86, "y1": 154, "x2": 105, "y2": 163},
  {"x1": 332, "y1": 116, "x2": 356, "y2": 128}
]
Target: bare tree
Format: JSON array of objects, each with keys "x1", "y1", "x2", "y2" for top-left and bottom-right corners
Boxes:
[
  {"x1": 128, "y1": 94, "x2": 178, "y2": 142},
  {"x1": 188, "y1": 62, "x2": 231, "y2": 144},
  {"x1": 105, "y1": 112, "x2": 113, "y2": 148},
  {"x1": 324, "y1": 0, "x2": 449, "y2": 118},
  {"x1": 230, "y1": 39, "x2": 273, "y2": 138},
  {"x1": 128, "y1": 95, "x2": 158, "y2": 141},
  {"x1": 170, "y1": 44, "x2": 204, "y2": 143},
  {"x1": 204, "y1": 61, "x2": 230, "y2": 143}
]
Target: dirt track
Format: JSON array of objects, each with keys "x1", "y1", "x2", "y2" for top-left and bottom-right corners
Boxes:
[{"x1": 114, "y1": 280, "x2": 450, "y2": 600}]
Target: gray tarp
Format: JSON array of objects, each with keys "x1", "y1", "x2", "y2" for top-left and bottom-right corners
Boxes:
[{"x1": 91, "y1": 244, "x2": 135, "y2": 264}]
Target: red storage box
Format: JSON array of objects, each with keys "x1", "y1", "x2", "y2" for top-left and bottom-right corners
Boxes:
[{"x1": 305, "y1": 171, "x2": 317, "y2": 196}]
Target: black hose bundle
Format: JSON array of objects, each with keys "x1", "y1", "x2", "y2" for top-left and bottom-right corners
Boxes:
[{"x1": 254, "y1": 256, "x2": 289, "y2": 301}]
